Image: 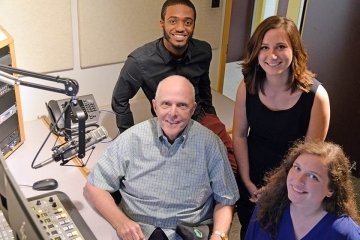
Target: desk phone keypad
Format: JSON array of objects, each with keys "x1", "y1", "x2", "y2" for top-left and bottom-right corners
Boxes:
[
  {"x1": 79, "y1": 98, "x2": 98, "y2": 122},
  {"x1": 56, "y1": 94, "x2": 100, "y2": 128}
]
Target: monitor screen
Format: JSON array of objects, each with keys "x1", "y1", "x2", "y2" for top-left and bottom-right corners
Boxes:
[{"x1": 0, "y1": 153, "x2": 48, "y2": 239}]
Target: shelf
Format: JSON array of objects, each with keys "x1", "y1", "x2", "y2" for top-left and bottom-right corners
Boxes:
[{"x1": 0, "y1": 26, "x2": 25, "y2": 159}]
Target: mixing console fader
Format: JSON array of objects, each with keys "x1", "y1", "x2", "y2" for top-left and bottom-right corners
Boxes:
[{"x1": 28, "y1": 191, "x2": 96, "y2": 240}]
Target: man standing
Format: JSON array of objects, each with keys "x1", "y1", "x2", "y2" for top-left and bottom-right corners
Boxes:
[
  {"x1": 111, "y1": 0, "x2": 237, "y2": 173},
  {"x1": 85, "y1": 75, "x2": 239, "y2": 240}
]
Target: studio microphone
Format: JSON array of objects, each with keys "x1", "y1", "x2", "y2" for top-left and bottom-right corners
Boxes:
[{"x1": 52, "y1": 126, "x2": 108, "y2": 162}]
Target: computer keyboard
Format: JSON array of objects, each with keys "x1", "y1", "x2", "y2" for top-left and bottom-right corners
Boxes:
[{"x1": 0, "y1": 211, "x2": 14, "y2": 240}]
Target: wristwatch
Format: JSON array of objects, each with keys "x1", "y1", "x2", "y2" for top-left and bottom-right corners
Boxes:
[{"x1": 212, "y1": 230, "x2": 228, "y2": 240}]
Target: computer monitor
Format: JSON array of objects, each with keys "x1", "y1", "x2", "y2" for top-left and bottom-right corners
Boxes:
[{"x1": 0, "y1": 153, "x2": 48, "y2": 239}]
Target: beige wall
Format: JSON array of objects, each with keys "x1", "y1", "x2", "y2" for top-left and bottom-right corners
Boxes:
[{"x1": 0, "y1": 0, "x2": 226, "y2": 121}]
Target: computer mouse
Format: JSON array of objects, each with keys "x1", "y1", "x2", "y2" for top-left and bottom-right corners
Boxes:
[{"x1": 32, "y1": 178, "x2": 58, "y2": 191}]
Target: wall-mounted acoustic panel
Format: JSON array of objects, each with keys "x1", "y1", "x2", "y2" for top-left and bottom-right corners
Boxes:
[
  {"x1": 77, "y1": 0, "x2": 223, "y2": 68},
  {"x1": 0, "y1": 0, "x2": 73, "y2": 73}
]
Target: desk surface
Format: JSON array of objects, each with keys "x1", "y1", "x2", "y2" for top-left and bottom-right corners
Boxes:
[
  {"x1": 6, "y1": 89, "x2": 234, "y2": 239},
  {"x1": 6, "y1": 119, "x2": 119, "y2": 239}
]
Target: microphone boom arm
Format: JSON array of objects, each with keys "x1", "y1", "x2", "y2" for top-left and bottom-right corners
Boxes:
[
  {"x1": 0, "y1": 64, "x2": 87, "y2": 160},
  {"x1": 0, "y1": 64, "x2": 79, "y2": 97}
]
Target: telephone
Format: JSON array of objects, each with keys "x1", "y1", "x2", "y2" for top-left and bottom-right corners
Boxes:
[{"x1": 46, "y1": 94, "x2": 100, "y2": 132}]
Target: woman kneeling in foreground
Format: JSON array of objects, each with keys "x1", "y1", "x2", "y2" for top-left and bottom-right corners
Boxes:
[{"x1": 245, "y1": 141, "x2": 360, "y2": 240}]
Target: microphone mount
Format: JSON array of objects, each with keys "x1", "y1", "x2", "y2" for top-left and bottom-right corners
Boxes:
[{"x1": 0, "y1": 64, "x2": 86, "y2": 161}]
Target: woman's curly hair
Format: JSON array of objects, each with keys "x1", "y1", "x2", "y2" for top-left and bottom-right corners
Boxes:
[{"x1": 256, "y1": 141, "x2": 360, "y2": 238}]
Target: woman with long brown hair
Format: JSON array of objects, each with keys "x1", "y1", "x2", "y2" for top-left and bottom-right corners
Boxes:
[{"x1": 232, "y1": 16, "x2": 330, "y2": 238}]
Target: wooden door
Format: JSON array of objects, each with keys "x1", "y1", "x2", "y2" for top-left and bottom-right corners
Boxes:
[{"x1": 302, "y1": 0, "x2": 360, "y2": 176}]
